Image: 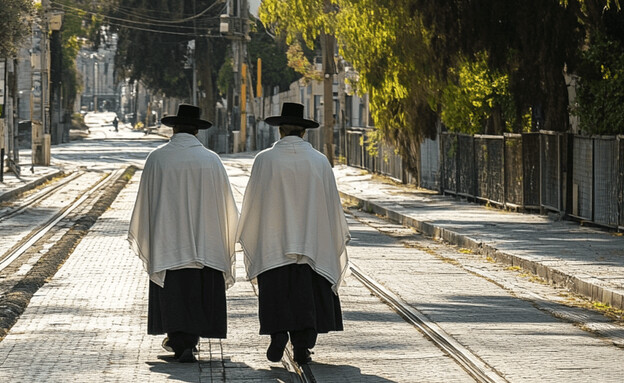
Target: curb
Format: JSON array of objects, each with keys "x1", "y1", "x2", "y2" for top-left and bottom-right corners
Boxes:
[
  {"x1": 0, "y1": 170, "x2": 64, "y2": 203},
  {"x1": 339, "y1": 191, "x2": 624, "y2": 311}
]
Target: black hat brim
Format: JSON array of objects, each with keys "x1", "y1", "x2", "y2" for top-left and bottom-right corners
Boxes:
[
  {"x1": 264, "y1": 116, "x2": 319, "y2": 129},
  {"x1": 161, "y1": 116, "x2": 213, "y2": 129}
]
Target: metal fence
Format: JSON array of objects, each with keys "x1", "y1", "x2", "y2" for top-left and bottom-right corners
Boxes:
[
  {"x1": 593, "y1": 137, "x2": 619, "y2": 226},
  {"x1": 540, "y1": 132, "x2": 563, "y2": 212},
  {"x1": 346, "y1": 128, "x2": 405, "y2": 182},
  {"x1": 617, "y1": 136, "x2": 624, "y2": 227},
  {"x1": 522, "y1": 133, "x2": 541, "y2": 208},
  {"x1": 420, "y1": 137, "x2": 439, "y2": 189},
  {"x1": 620, "y1": 137, "x2": 624, "y2": 228},
  {"x1": 571, "y1": 135, "x2": 622, "y2": 227},
  {"x1": 572, "y1": 136, "x2": 593, "y2": 220},
  {"x1": 347, "y1": 128, "x2": 623, "y2": 230},
  {"x1": 504, "y1": 134, "x2": 523, "y2": 207}
]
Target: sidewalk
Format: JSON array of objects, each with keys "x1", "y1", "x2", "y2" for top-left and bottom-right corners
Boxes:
[
  {"x1": 2, "y1": 144, "x2": 624, "y2": 380},
  {"x1": 0, "y1": 159, "x2": 62, "y2": 202},
  {"x1": 332, "y1": 165, "x2": 624, "y2": 311},
  {"x1": 3, "y1": 148, "x2": 624, "y2": 311}
]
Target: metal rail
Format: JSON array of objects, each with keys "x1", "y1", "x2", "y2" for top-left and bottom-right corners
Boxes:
[
  {"x1": 350, "y1": 263, "x2": 508, "y2": 383},
  {"x1": 0, "y1": 171, "x2": 117, "y2": 272},
  {"x1": 0, "y1": 172, "x2": 82, "y2": 223},
  {"x1": 282, "y1": 347, "x2": 316, "y2": 383}
]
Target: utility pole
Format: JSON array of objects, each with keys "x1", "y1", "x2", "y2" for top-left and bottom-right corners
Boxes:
[
  {"x1": 240, "y1": 62, "x2": 247, "y2": 152},
  {"x1": 49, "y1": 10, "x2": 63, "y2": 144},
  {"x1": 221, "y1": 0, "x2": 249, "y2": 152},
  {"x1": 322, "y1": 0, "x2": 336, "y2": 166},
  {"x1": 7, "y1": 59, "x2": 20, "y2": 176},
  {"x1": 32, "y1": 0, "x2": 51, "y2": 166},
  {"x1": 321, "y1": 31, "x2": 336, "y2": 166},
  {"x1": 0, "y1": 59, "x2": 6, "y2": 181}
]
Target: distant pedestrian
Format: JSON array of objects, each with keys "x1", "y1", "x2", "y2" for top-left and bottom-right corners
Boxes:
[
  {"x1": 128, "y1": 104, "x2": 238, "y2": 363},
  {"x1": 113, "y1": 116, "x2": 119, "y2": 132},
  {"x1": 236, "y1": 102, "x2": 350, "y2": 364}
]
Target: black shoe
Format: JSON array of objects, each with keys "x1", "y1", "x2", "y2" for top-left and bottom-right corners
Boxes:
[
  {"x1": 267, "y1": 332, "x2": 289, "y2": 362},
  {"x1": 177, "y1": 348, "x2": 197, "y2": 363},
  {"x1": 162, "y1": 337, "x2": 174, "y2": 353},
  {"x1": 293, "y1": 348, "x2": 312, "y2": 364}
]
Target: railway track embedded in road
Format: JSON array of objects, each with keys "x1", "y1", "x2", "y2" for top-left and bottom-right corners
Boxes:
[
  {"x1": 0, "y1": 166, "x2": 136, "y2": 340},
  {"x1": 349, "y1": 263, "x2": 508, "y2": 383},
  {"x1": 0, "y1": 170, "x2": 117, "y2": 272}
]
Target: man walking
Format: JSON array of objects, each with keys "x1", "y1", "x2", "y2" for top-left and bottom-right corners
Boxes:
[
  {"x1": 128, "y1": 104, "x2": 238, "y2": 363},
  {"x1": 236, "y1": 102, "x2": 350, "y2": 364}
]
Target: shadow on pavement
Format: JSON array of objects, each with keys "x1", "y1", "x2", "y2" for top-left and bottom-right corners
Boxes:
[
  {"x1": 147, "y1": 355, "x2": 292, "y2": 382},
  {"x1": 311, "y1": 363, "x2": 399, "y2": 382}
]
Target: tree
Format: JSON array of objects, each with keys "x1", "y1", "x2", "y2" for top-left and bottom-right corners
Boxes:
[
  {"x1": 566, "y1": 1, "x2": 624, "y2": 134},
  {"x1": 260, "y1": 0, "x2": 338, "y2": 164},
  {"x1": 0, "y1": 0, "x2": 32, "y2": 58},
  {"x1": 246, "y1": 18, "x2": 300, "y2": 97},
  {"x1": 259, "y1": 1, "x2": 623, "y2": 176},
  {"x1": 108, "y1": 0, "x2": 227, "y2": 122},
  {"x1": 440, "y1": 52, "x2": 520, "y2": 135},
  {"x1": 334, "y1": 0, "x2": 440, "y2": 176},
  {"x1": 54, "y1": 1, "x2": 99, "y2": 122}
]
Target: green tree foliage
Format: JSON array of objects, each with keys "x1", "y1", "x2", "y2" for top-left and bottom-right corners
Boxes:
[
  {"x1": 259, "y1": 0, "x2": 333, "y2": 48},
  {"x1": 440, "y1": 52, "x2": 523, "y2": 134},
  {"x1": 0, "y1": 0, "x2": 32, "y2": 57},
  {"x1": 246, "y1": 19, "x2": 300, "y2": 96},
  {"x1": 216, "y1": 56, "x2": 233, "y2": 97},
  {"x1": 413, "y1": 0, "x2": 583, "y2": 133},
  {"x1": 573, "y1": 33, "x2": 624, "y2": 134},
  {"x1": 565, "y1": 2, "x2": 624, "y2": 134},
  {"x1": 108, "y1": 0, "x2": 227, "y2": 120},
  {"x1": 260, "y1": 0, "x2": 623, "y2": 170},
  {"x1": 335, "y1": 0, "x2": 439, "y2": 172},
  {"x1": 55, "y1": 1, "x2": 96, "y2": 117},
  {"x1": 284, "y1": 42, "x2": 320, "y2": 84}
]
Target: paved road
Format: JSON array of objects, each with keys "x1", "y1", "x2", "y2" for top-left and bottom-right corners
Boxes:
[{"x1": 0, "y1": 122, "x2": 622, "y2": 381}]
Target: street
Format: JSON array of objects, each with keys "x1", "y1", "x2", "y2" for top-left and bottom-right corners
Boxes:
[{"x1": 0, "y1": 115, "x2": 622, "y2": 382}]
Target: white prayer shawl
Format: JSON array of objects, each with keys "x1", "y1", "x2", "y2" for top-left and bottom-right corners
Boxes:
[
  {"x1": 236, "y1": 136, "x2": 350, "y2": 294},
  {"x1": 128, "y1": 133, "x2": 239, "y2": 288}
]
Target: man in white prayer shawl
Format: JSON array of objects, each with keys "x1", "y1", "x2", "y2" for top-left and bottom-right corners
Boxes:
[
  {"x1": 128, "y1": 104, "x2": 238, "y2": 363},
  {"x1": 236, "y1": 102, "x2": 350, "y2": 365}
]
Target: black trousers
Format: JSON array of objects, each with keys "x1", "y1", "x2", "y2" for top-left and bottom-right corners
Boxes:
[
  {"x1": 288, "y1": 328, "x2": 318, "y2": 349},
  {"x1": 257, "y1": 263, "x2": 343, "y2": 338},
  {"x1": 148, "y1": 267, "x2": 227, "y2": 339}
]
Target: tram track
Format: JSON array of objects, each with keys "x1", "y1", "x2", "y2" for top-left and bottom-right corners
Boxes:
[
  {"x1": 0, "y1": 172, "x2": 80, "y2": 224},
  {"x1": 0, "y1": 166, "x2": 137, "y2": 340},
  {"x1": 349, "y1": 263, "x2": 508, "y2": 383},
  {"x1": 226, "y1": 160, "x2": 497, "y2": 382},
  {"x1": 227, "y1": 159, "x2": 508, "y2": 381},
  {"x1": 0, "y1": 171, "x2": 115, "y2": 272}
]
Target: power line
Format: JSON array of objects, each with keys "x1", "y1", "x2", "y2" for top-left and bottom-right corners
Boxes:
[
  {"x1": 53, "y1": 3, "x2": 227, "y2": 36},
  {"x1": 103, "y1": 19, "x2": 224, "y2": 37},
  {"x1": 50, "y1": 1, "x2": 225, "y2": 29},
  {"x1": 104, "y1": 0, "x2": 227, "y2": 24}
]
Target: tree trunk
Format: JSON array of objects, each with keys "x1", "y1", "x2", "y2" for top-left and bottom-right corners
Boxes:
[{"x1": 543, "y1": 65, "x2": 569, "y2": 132}]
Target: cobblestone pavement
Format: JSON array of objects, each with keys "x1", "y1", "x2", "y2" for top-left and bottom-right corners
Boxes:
[
  {"x1": 227, "y1": 156, "x2": 624, "y2": 382},
  {"x1": 1, "y1": 129, "x2": 623, "y2": 382},
  {"x1": 341, "y1": 212, "x2": 624, "y2": 382},
  {"x1": 331, "y1": 165, "x2": 624, "y2": 312},
  {"x1": 0, "y1": 142, "x2": 474, "y2": 382}
]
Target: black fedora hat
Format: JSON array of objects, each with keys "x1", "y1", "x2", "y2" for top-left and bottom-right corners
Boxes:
[
  {"x1": 264, "y1": 102, "x2": 319, "y2": 129},
  {"x1": 161, "y1": 104, "x2": 212, "y2": 129}
]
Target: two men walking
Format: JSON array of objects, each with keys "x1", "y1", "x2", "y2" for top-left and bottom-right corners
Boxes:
[{"x1": 128, "y1": 102, "x2": 350, "y2": 365}]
